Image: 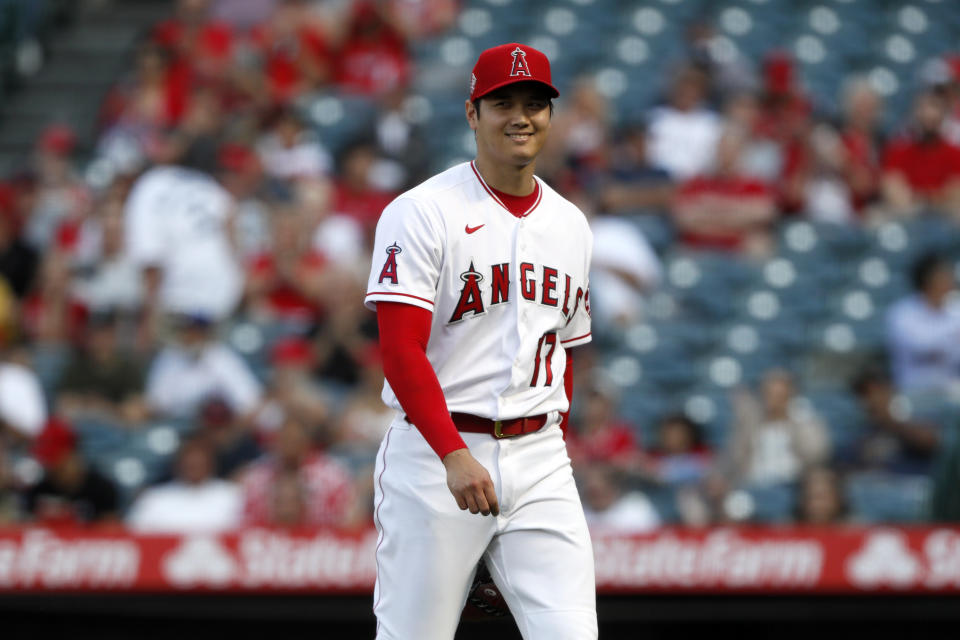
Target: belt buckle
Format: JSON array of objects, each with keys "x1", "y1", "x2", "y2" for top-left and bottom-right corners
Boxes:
[{"x1": 493, "y1": 420, "x2": 510, "y2": 439}]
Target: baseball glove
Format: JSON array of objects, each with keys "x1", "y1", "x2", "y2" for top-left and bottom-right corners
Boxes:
[{"x1": 464, "y1": 560, "x2": 510, "y2": 619}]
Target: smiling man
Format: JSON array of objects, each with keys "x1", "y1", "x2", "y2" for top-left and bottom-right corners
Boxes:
[{"x1": 364, "y1": 44, "x2": 597, "y2": 639}]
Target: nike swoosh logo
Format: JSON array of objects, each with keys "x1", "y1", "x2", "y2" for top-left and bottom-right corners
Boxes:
[{"x1": 465, "y1": 224, "x2": 485, "y2": 234}]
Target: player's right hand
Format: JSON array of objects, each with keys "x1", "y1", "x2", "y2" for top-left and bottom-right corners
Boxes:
[{"x1": 442, "y1": 448, "x2": 500, "y2": 517}]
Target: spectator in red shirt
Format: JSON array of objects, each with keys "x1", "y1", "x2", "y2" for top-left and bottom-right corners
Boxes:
[
  {"x1": 247, "y1": 0, "x2": 332, "y2": 103},
  {"x1": 245, "y1": 205, "x2": 327, "y2": 329},
  {"x1": 97, "y1": 42, "x2": 189, "y2": 160},
  {"x1": 333, "y1": 1, "x2": 411, "y2": 98},
  {"x1": 331, "y1": 141, "x2": 398, "y2": 237},
  {"x1": 672, "y1": 126, "x2": 778, "y2": 257},
  {"x1": 239, "y1": 417, "x2": 358, "y2": 527},
  {"x1": 839, "y1": 77, "x2": 884, "y2": 213},
  {"x1": 566, "y1": 385, "x2": 641, "y2": 472},
  {"x1": 881, "y1": 89, "x2": 960, "y2": 219},
  {"x1": 151, "y1": 0, "x2": 235, "y2": 85}
]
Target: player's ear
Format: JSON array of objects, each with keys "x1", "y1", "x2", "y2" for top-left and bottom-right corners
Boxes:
[{"x1": 466, "y1": 99, "x2": 479, "y2": 130}]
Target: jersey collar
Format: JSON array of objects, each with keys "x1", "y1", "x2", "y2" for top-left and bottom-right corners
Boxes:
[{"x1": 470, "y1": 160, "x2": 543, "y2": 218}]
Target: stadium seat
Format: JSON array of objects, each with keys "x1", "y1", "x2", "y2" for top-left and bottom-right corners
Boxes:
[{"x1": 846, "y1": 471, "x2": 931, "y2": 523}]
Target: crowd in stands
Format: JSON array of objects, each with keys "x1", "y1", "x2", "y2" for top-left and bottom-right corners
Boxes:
[{"x1": 0, "y1": 0, "x2": 959, "y2": 533}]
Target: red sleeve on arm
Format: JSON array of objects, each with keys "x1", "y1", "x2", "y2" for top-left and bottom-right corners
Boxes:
[
  {"x1": 559, "y1": 351, "x2": 574, "y2": 440},
  {"x1": 376, "y1": 302, "x2": 467, "y2": 459}
]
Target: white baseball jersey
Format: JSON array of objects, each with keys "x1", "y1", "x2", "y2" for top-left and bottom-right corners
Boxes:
[
  {"x1": 365, "y1": 161, "x2": 592, "y2": 420},
  {"x1": 124, "y1": 166, "x2": 243, "y2": 320}
]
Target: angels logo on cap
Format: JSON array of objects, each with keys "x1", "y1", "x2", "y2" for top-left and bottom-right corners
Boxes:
[
  {"x1": 469, "y1": 43, "x2": 559, "y2": 102},
  {"x1": 509, "y1": 47, "x2": 531, "y2": 77}
]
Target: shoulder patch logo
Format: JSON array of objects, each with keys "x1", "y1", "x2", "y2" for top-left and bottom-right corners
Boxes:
[
  {"x1": 378, "y1": 242, "x2": 402, "y2": 284},
  {"x1": 509, "y1": 47, "x2": 531, "y2": 78}
]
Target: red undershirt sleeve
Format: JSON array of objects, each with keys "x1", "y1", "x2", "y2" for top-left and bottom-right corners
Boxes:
[
  {"x1": 560, "y1": 351, "x2": 573, "y2": 439},
  {"x1": 376, "y1": 301, "x2": 467, "y2": 460}
]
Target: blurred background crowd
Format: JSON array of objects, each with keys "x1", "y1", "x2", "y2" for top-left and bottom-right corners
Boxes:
[{"x1": 1, "y1": 0, "x2": 960, "y2": 534}]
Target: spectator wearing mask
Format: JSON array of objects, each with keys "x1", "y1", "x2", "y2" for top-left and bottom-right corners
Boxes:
[
  {"x1": 24, "y1": 419, "x2": 119, "y2": 525},
  {"x1": 127, "y1": 434, "x2": 242, "y2": 533},
  {"x1": 881, "y1": 90, "x2": 960, "y2": 219},
  {"x1": 885, "y1": 252, "x2": 960, "y2": 395},
  {"x1": 145, "y1": 313, "x2": 263, "y2": 422}
]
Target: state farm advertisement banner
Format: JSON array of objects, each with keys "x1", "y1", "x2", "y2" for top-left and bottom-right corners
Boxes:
[{"x1": 2, "y1": 526, "x2": 960, "y2": 594}]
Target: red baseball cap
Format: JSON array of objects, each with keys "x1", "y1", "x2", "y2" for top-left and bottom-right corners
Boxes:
[
  {"x1": 32, "y1": 418, "x2": 77, "y2": 467},
  {"x1": 469, "y1": 43, "x2": 560, "y2": 102}
]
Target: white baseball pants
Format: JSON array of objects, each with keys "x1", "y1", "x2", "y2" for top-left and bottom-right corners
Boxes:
[{"x1": 372, "y1": 414, "x2": 598, "y2": 640}]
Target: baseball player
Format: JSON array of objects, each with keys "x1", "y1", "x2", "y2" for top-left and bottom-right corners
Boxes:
[{"x1": 365, "y1": 43, "x2": 596, "y2": 639}]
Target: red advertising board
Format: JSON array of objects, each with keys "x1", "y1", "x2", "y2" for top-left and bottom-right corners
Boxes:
[{"x1": 1, "y1": 526, "x2": 959, "y2": 594}]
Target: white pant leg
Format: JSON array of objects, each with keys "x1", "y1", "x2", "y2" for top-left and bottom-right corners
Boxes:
[
  {"x1": 483, "y1": 424, "x2": 598, "y2": 640},
  {"x1": 372, "y1": 419, "x2": 498, "y2": 640}
]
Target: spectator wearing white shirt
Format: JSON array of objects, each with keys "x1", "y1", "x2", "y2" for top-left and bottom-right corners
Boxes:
[
  {"x1": 124, "y1": 163, "x2": 243, "y2": 325},
  {"x1": 646, "y1": 65, "x2": 723, "y2": 181},
  {"x1": 580, "y1": 466, "x2": 661, "y2": 534},
  {"x1": 886, "y1": 253, "x2": 960, "y2": 395},
  {"x1": 256, "y1": 105, "x2": 332, "y2": 182},
  {"x1": 588, "y1": 211, "x2": 662, "y2": 331},
  {"x1": 71, "y1": 195, "x2": 143, "y2": 314},
  {"x1": 0, "y1": 362, "x2": 47, "y2": 442},
  {"x1": 127, "y1": 435, "x2": 242, "y2": 534},
  {"x1": 146, "y1": 314, "x2": 263, "y2": 422}
]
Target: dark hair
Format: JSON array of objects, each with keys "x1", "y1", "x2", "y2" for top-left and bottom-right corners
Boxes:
[
  {"x1": 850, "y1": 366, "x2": 891, "y2": 397},
  {"x1": 658, "y1": 412, "x2": 704, "y2": 449},
  {"x1": 910, "y1": 252, "x2": 950, "y2": 292}
]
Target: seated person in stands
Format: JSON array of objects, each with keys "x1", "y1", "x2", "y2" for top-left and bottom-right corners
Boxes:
[
  {"x1": 565, "y1": 384, "x2": 642, "y2": 473},
  {"x1": 56, "y1": 309, "x2": 148, "y2": 426},
  {"x1": 24, "y1": 418, "x2": 119, "y2": 526},
  {"x1": 793, "y1": 466, "x2": 849, "y2": 525},
  {"x1": 145, "y1": 312, "x2": 264, "y2": 423},
  {"x1": 126, "y1": 434, "x2": 242, "y2": 534},
  {"x1": 597, "y1": 123, "x2": 674, "y2": 214},
  {"x1": 881, "y1": 89, "x2": 960, "y2": 220},
  {"x1": 672, "y1": 126, "x2": 778, "y2": 258},
  {"x1": 840, "y1": 368, "x2": 941, "y2": 476},
  {"x1": 723, "y1": 368, "x2": 831, "y2": 488},
  {"x1": 239, "y1": 417, "x2": 359, "y2": 528},
  {"x1": 0, "y1": 440, "x2": 22, "y2": 523},
  {"x1": 643, "y1": 413, "x2": 713, "y2": 487},
  {"x1": 579, "y1": 465, "x2": 661, "y2": 534},
  {"x1": 885, "y1": 252, "x2": 960, "y2": 395}
]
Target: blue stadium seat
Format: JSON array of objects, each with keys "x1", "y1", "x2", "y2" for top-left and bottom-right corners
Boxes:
[{"x1": 846, "y1": 471, "x2": 931, "y2": 523}]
